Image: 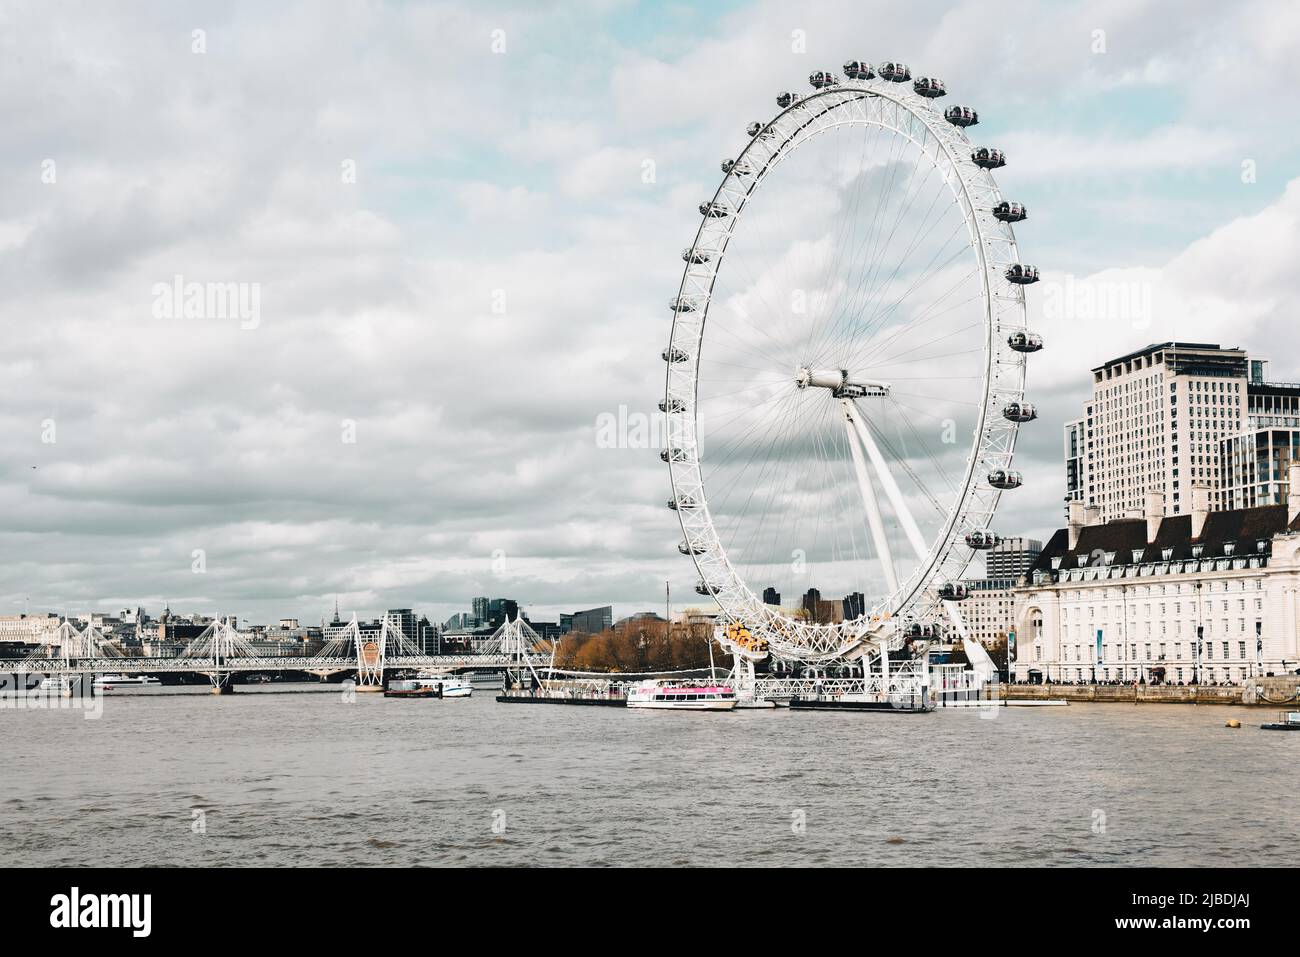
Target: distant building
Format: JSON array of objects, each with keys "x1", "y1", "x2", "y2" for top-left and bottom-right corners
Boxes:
[
  {"x1": 384, "y1": 609, "x2": 419, "y2": 649},
  {"x1": 471, "y1": 596, "x2": 489, "y2": 626},
  {"x1": 762, "y1": 587, "x2": 781, "y2": 606},
  {"x1": 958, "y1": 578, "x2": 1018, "y2": 649},
  {"x1": 843, "y1": 592, "x2": 866, "y2": 620},
  {"x1": 569, "y1": 605, "x2": 612, "y2": 635},
  {"x1": 985, "y1": 537, "x2": 1042, "y2": 580},
  {"x1": 0, "y1": 614, "x2": 60, "y2": 645}
]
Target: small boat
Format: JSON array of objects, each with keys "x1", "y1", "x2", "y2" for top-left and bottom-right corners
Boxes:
[
  {"x1": 1260, "y1": 711, "x2": 1300, "y2": 731},
  {"x1": 626, "y1": 680, "x2": 737, "y2": 711},
  {"x1": 415, "y1": 673, "x2": 473, "y2": 698},
  {"x1": 38, "y1": 676, "x2": 79, "y2": 695},
  {"x1": 384, "y1": 678, "x2": 438, "y2": 699},
  {"x1": 94, "y1": 674, "x2": 161, "y2": 690}
]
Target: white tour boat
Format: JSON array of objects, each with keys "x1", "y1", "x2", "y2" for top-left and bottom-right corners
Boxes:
[
  {"x1": 415, "y1": 672, "x2": 473, "y2": 698},
  {"x1": 626, "y1": 680, "x2": 737, "y2": 711},
  {"x1": 94, "y1": 674, "x2": 162, "y2": 690}
]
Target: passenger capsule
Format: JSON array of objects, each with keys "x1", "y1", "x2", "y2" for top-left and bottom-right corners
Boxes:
[
  {"x1": 913, "y1": 76, "x2": 946, "y2": 98},
  {"x1": 843, "y1": 60, "x2": 875, "y2": 80},
  {"x1": 669, "y1": 296, "x2": 698, "y2": 313},
  {"x1": 971, "y1": 146, "x2": 1006, "y2": 169},
  {"x1": 658, "y1": 398, "x2": 685, "y2": 414},
  {"x1": 965, "y1": 530, "x2": 1002, "y2": 550},
  {"x1": 987, "y1": 469, "x2": 1023, "y2": 490},
  {"x1": 745, "y1": 121, "x2": 764, "y2": 137},
  {"x1": 660, "y1": 448, "x2": 690, "y2": 463},
  {"x1": 938, "y1": 583, "x2": 969, "y2": 602},
  {"x1": 878, "y1": 61, "x2": 911, "y2": 82},
  {"x1": 993, "y1": 200, "x2": 1027, "y2": 223},
  {"x1": 662, "y1": 346, "x2": 689, "y2": 363},
  {"x1": 776, "y1": 91, "x2": 803, "y2": 108},
  {"x1": 699, "y1": 201, "x2": 730, "y2": 218},
  {"x1": 944, "y1": 105, "x2": 979, "y2": 127},
  {"x1": 682, "y1": 247, "x2": 710, "y2": 264},
  {"x1": 721, "y1": 158, "x2": 753, "y2": 176},
  {"x1": 809, "y1": 70, "x2": 839, "y2": 89},
  {"x1": 671, "y1": 495, "x2": 700, "y2": 510},
  {"x1": 678, "y1": 540, "x2": 707, "y2": 556},
  {"x1": 1002, "y1": 401, "x2": 1038, "y2": 423},
  {"x1": 1004, "y1": 263, "x2": 1039, "y2": 285},
  {"x1": 1007, "y1": 331, "x2": 1043, "y2": 353},
  {"x1": 694, "y1": 581, "x2": 711, "y2": 596}
]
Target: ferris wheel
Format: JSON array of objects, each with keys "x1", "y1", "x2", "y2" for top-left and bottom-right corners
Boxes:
[{"x1": 664, "y1": 60, "x2": 1042, "y2": 666}]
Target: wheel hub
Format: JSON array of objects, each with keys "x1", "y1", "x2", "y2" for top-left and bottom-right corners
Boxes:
[{"x1": 795, "y1": 367, "x2": 890, "y2": 398}]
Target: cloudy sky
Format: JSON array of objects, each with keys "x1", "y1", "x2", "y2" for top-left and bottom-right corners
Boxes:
[{"x1": 3, "y1": 0, "x2": 1299, "y2": 627}]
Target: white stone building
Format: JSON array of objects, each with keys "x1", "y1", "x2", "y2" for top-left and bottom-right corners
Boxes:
[
  {"x1": 1012, "y1": 477, "x2": 1300, "y2": 684},
  {"x1": 0, "y1": 613, "x2": 61, "y2": 645}
]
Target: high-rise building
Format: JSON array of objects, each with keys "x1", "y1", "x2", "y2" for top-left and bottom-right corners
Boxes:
[
  {"x1": 1067, "y1": 342, "x2": 1300, "y2": 521},
  {"x1": 842, "y1": 592, "x2": 865, "y2": 620},
  {"x1": 761, "y1": 587, "x2": 781, "y2": 606},
  {"x1": 1219, "y1": 381, "x2": 1300, "y2": 509},
  {"x1": 1066, "y1": 342, "x2": 1250, "y2": 521},
  {"x1": 985, "y1": 537, "x2": 1043, "y2": 580},
  {"x1": 471, "y1": 596, "x2": 489, "y2": 625},
  {"x1": 384, "y1": 609, "x2": 418, "y2": 649},
  {"x1": 1064, "y1": 417, "x2": 1089, "y2": 513},
  {"x1": 569, "y1": 606, "x2": 612, "y2": 634}
]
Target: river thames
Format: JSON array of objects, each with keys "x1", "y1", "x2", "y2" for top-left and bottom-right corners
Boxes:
[{"x1": 2, "y1": 686, "x2": 1296, "y2": 867}]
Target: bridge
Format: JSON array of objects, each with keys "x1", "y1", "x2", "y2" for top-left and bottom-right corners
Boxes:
[{"x1": 7, "y1": 615, "x2": 551, "y2": 694}]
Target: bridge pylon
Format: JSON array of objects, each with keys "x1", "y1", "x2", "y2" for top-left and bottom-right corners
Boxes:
[{"x1": 180, "y1": 618, "x2": 258, "y2": 693}]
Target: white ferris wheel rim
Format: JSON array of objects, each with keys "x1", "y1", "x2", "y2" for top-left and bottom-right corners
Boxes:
[{"x1": 665, "y1": 77, "x2": 1031, "y2": 664}]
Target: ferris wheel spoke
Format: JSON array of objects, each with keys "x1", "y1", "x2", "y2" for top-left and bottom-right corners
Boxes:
[
  {"x1": 815, "y1": 143, "x2": 944, "y2": 366},
  {"x1": 868, "y1": 320, "x2": 984, "y2": 370},
  {"x1": 798, "y1": 121, "x2": 880, "y2": 365},
  {"x1": 850, "y1": 258, "x2": 981, "y2": 371},
  {"x1": 846, "y1": 220, "x2": 972, "y2": 363},
  {"x1": 700, "y1": 388, "x2": 802, "y2": 487},
  {"x1": 804, "y1": 130, "x2": 911, "y2": 365},
  {"x1": 716, "y1": 391, "x2": 820, "y2": 559}
]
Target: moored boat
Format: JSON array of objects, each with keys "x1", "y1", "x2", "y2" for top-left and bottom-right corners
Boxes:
[
  {"x1": 415, "y1": 672, "x2": 473, "y2": 697},
  {"x1": 1260, "y1": 711, "x2": 1300, "y2": 731},
  {"x1": 626, "y1": 680, "x2": 737, "y2": 711},
  {"x1": 384, "y1": 678, "x2": 438, "y2": 699},
  {"x1": 94, "y1": 674, "x2": 161, "y2": 690}
]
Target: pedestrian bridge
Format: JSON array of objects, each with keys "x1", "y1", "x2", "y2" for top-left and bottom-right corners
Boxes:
[{"x1": 9, "y1": 615, "x2": 548, "y2": 692}]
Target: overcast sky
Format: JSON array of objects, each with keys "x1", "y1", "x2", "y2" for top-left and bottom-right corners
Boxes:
[{"x1": 3, "y1": 0, "x2": 1299, "y2": 626}]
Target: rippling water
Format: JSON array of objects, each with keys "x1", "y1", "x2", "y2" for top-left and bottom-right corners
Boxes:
[{"x1": 2, "y1": 685, "x2": 1296, "y2": 866}]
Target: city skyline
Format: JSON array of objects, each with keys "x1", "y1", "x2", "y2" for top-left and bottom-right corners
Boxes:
[{"x1": 5, "y1": 2, "x2": 1300, "y2": 624}]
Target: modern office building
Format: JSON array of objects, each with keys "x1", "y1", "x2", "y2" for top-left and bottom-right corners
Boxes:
[
  {"x1": 843, "y1": 591, "x2": 866, "y2": 620},
  {"x1": 984, "y1": 537, "x2": 1043, "y2": 580},
  {"x1": 569, "y1": 605, "x2": 613, "y2": 634},
  {"x1": 762, "y1": 587, "x2": 781, "y2": 606}
]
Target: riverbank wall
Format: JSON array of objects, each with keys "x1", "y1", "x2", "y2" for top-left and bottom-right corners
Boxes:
[{"x1": 999, "y1": 675, "x2": 1300, "y2": 706}]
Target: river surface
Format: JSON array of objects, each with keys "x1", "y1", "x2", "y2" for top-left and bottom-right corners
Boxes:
[{"x1": 2, "y1": 685, "x2": 1296, "y2": 866}]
